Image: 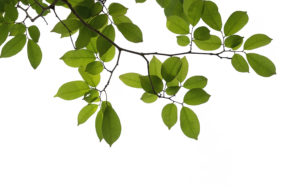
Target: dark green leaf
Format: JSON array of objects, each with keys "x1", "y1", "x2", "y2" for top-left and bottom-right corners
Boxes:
[
  {"x1": 27, "y1": 40, "x2": 42, "y2": 69},
  {"x1": 156, "y1": 0, "x2": 170, "y2": 8},
  {"x1": 116, "y1": 23, "x2": 143, "y2": 43},
  {"x1": 141, "y1": 92, "x2": 158, "y2": 103},
  {"x1": 95, "y1": 103, "x2": 107, "y2": 142},
  {"x1": 136, "y1": 0, "x2": 146, "y2": 2},
  {"x1": 97, "y1": 25, "x2": 115, "y2": 57},
  {"x1": 202, "y1": 1, "x2": 222, "y2": 31},
  {"x1": 0, "y1": 23, "x2": 10, "y2": 46},
  {"x1": 78, "y1": 104, "x2": 98, "y2": 125},
  {"x1": 119, "y1": 73, "x2": 142, "y2": 88},
  {"x1": 4, "y1": 4, "x2": 18, "y2": 22},
  {"x1": 28, "y1": 25, "x2": 40, "y2": 43},
  {"x1": 161, "y1": 57, "x2": 182, "y2": 82},
  {"x1": 193, "y1": 35, "x2": 221, "y2": 51},
  {"x1": 162, "y1": 103, "x2": 177, "y2": 129},
  {"x1": 76, "y1": 27, "x2": 92, "y2": 49},
  {"x1": 224, "y1": 11, "x2": 248, "y2": 36},
  {"x1": 177, "y1": 35, "x2": 190, "y2": 46},
  {"x1": 0, "y1": 34, "x2": 26, "y2": 58},
  {"x1": 246, "y1": 53, "x2": 276, "y2": 77},
  {"x1": 184, "y1": 88, "x2": 210, "y2": 105},
  {"x1": 183, "y1": 76, "x2": 207, "y2": 89},
  {"x1": 166, "y1": 86, "x2": 180, "y2": 96},
  {"x1": 183, "y1": 0, "x2": 204, "y2": 26},
  {"x1": 231, "y1": 54, "x2": 249, "y2": 73},
  {"x1": 113, "y1": 15, "x2": 132, "y2": 24},
  {"x1": 9, "y1": 23, "x2": 26, "y2": 36},
  {"x1": 224, "y1": 35, "x2": 243, "y2": 50},
  {"x1": 55, "y1": 81, "x2": 90, "y2": 100},
  {"x1": 193, "y1": 26, "x2": 210, "y2": 41},
  {"x1": 166, "y1": 15, "x2": 190, "y2": 34},
  {"x1": 108, "y1": 3, "x2": 128, "y2": 17},
  {"x1": 90, "y1": 14, "x2": 108, "y2": 30},
  {"x1": 140, "y1": 75, "x2": 164, "y2": 94},
  {"x1": 244, "y1": 34, "x2": 272, "y2": 50},
  {"x1": 180, "y1": 107, "x2": 200, "y2": 139}
]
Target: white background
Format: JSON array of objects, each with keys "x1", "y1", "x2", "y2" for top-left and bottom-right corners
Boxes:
[{"x1": 1, "y1": 0, "x2": 300, "y2": 188}]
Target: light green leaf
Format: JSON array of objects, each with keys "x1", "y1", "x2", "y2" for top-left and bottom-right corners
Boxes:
[
  {"x1": 202, "y1": 1, "x2": 222, "y2": 31},
  {"x1": 193, "y1": 35, "x2": 221, "y2": 51},
  {"x1": 55, "y1": 81, "x2": 90, "y2": 100},
  {"x1": 78, "y1": 65, "x2": 100, "y2": 87},
  {"x1": 176, "y1": 35, "x2": 190, "y2": 46},
  {"x1": 193, "y1": 26, "x2": 210, "y2": 41},
  {"x1": 113, "y1": 15, "x2": 133, "y2": 25},
  {"x1": 246, "y1": 53, "x2": 276, "y2": 77},
  {"x1": 119, "y1": 73, "x2": 142, "y2": 88},
  {"x1": 108, "y1": 3, "x2": 128, "y2": 17},
  {"x1": 162, "y1": 103, "x2": 177, "y2": 129},
  {"x1": 102, "y1": 103, "x2": 122, "y2": 146},
  {"x1": 231, "y1": 54, "x2": 249, "y2": 73},
  {"x1": 180, "y1": 107, "x2": 200, "y2": 139},
  {"x1": 244, "y1": 34, "x2": 272, "y2": 50},
  {"x1": 85, "y1": 61, "x2": 103, "y2": 75},
  {"x1": 141, "y1": 92, "x2": 158, "y2": 103},
  {"x1": 27, "y1": 40, "x2": 42, "y2": 69},
  {"x1": 183, "y1": 76, "x2": 207, "y2": 89},
  {"x1": 28, "y1": 25, "x2": 40, "y2": 43},
  {"x1": 166, "y1": 78, "x2": 179, "y2": 87},
  {"x1": 149, "y1": 56, "x2": 162, "y2": 79},
  {"x1": 140, "y1": 75, "x2": 164, "y2": 94},
  {"x1": 224, "y1": 11, "x2": 248, "y2": 36},
  {"x1": 161, "y1": 57, "x2": 182, "y2": 82},
  {"x1": 116, "y1": 23, "x2": 143, "y2": 43},
  {"x1": 60, "y1": 49, "x2": 95, "y2": 67},
  {"x1": 84, "y1": 89, "x2": 100, "y2": 103},
  {"x1": 78, "y1": 104, "x2": 98, "y2": 125},
  {"x1": 177, "y1": 56, "x2": 189, "y2": 82},
  {"x1": 184, "y1": 88, "x2": 210, "y2": 105},
  {"x1": 224, "y1": 35, "x2": 243, "y2": 50},
  {"x1": 183, "y1": 0, "x2": 204, "y2": 26},
  {"x1": 51, "y1": 19, "x2": 81, "y2": 38},
  {"x1": 0, "y1": 34, "x2": 26, "y2": 58},
  {"x1": 166, "y1": 15, "x2": 190, "y2": 34}
]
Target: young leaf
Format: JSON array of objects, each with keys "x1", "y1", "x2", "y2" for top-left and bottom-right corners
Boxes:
[
  {"x1": 141, "y1": 92, "x2": 158, "y2": 103},
  {"x1": 55, "y1": 81, "x2": 90, "y2": 100},
  {"x1": 246, "y1": 53, "x2": 276, "y2": 77},
  {"x1": 78, "y1": 104, "x2": 98, "y2": 125},
  {"x1": 180, "y1": 107, "x2": 200, "y2": 140},
  {"x1": 116, "y1": 23, "x2": 143, "y2": 43},
  {"x1": 0, "y1": 34, "x2": 26, "y2": 58},
  {"x1": 166, "y1": 15, "x2": 190, "y2": 34},
  {"x1": 183, "y1": 76, "x2": 208, "y2": 89},
  {"x1": 202, "y1": 1, "x2": 222, "y2": 31},
  {"x1": 78, "y1": 66, "x2": 100, "y2": 87},
  {"x1": 193, "y1": 26, "x2": 210, "y2": 41},
  {"x1": 224, "y1": 11, "x2": 249, "y2": 36},
  {"x1": 244, "y1": 34, "x2": 272, "y2": 50},
  {"x1": 177, "y1": 56, "x2": 189, "y2": 82},
  {"x1": 184, "y1": 88, "x2": 210, "y2": 105},
  {"x1": 193, "y1": 35, "x2": 221, "y2": 51},
  {"x1": 85, "y1": 61, "x2": 103, "y2": 75},
  {"x1": 231, "y1": 54, "x2": 249, "y2": 73},
  {"x1": 60, "y1": 49, "x2": 95, "y2": 67},
  {"x1": 108, "y1": 3, "x2": 128, "y2": 17},
  {"x1": 102, "y1": 103, "x2": 122, "y2": 146},
  {"x1": 224, "y1": 35, "x2": 243, "y2": 50},
  {"x1": 162, "y1": 103, "x2": 178, "y2": 129},
  {"x1": 28, "y1": 25, "x2": 40, "y2": 43},
  {"x1": 119, "y1": 73, "x2": 142, "y2": 88},
  {"x1": 84, "y1": 89, "x2": 100, "y2": 103},
  {"x1": 183, "y1": 0, "x2": 204, "y2": 26},
  {"x1": 177, "y1": 35, "x2": 190, "y2": 46},
  {"x1": 149, "y1": 56, "x2": 162, "y2": 79},
  {"x1": 161, "y1": 57, "x2": 182, "y2": 82},
  {"x1": 27, "y1": 40, "x2": 42, "y2": 69},
  {"x1": 140, "y1": 75, "x2": 164, "y2": 94}
]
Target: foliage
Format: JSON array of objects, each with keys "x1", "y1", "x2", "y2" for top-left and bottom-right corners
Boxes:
[{"x1": 0, "y1": 0, "x2": 276, "y2": 146}]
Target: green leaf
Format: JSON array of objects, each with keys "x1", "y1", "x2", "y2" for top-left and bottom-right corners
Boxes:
[
  {"x1": 97, "y1": 25, "x2": 115, "y2": 57},
  {"x1": 55, "y1": 81, "x2": 90, "y2": 100},
  {"x1": 116, "y1": 23, "x2": 143, "y2": 43},
  {"x1": 246, "y1": 53, "x2": 276, "y2": 77},
  {"x1": 101, "y1": 46, "x2": 116, "y2": 62},
  {"x1": 27, "y1": 40, "x2": 42, "y2": 69},
  {"x1": 224, "y1": 35, "x2": 243, "y2": 50},
  {"x1": 95, "y1": 103, "x2": 106, "y2": 142},
  {"x1": 161, "y1": 57, "x2": 182, "y2": 82},
  {"x1": 60, "y1": 49, "x2": 95, "y2": 67},
  {"x1": 231, "y1": 54, "x2": 249, "y2": 73},
  {"x1": 176, "y1": 35, "x2": 190, "y2": 46},
  {"x1": 180, "y1": 107, "x2": 200, "y2": 140},
  {"x1": 162, "y1": 103, "x2": 177, "y2": 129},
  {"x1": 102, "y1": 103, "x2": 122, "y2": 146},
  {"x1": 84, "y1": 89, "x2": 100, "y2": 103},
  {"x1": 141, "y1": 92, "x2": 158, "y2": 103},
  {"x1": 90, "y1": 14, "x2": 108, "y2": 31},
  {"x1": 139, "y1": 75, "x2": 164, "y2": 94},
  {"x1": 149, "y1": 56, "x2": 162, "y2": 79},
  {"x1": 166, "y1": 86, "x2": 180, "y2": 96},
  {"x1": 108, "y1": 3, "x2": 128, "y2": 17},
  {"x1": 156, "y1": 0, "x2": 170, "y2": 8},
  {"x1": 78, "y1": 65, "x2": 100, "y2": 87},
  {"x1": 193, "y1": 35, "x2": 221, "y2": 51},
  {"x1": 78, "y1": 104, "x2": 98, "y2": 125},
  {"x1": 76, "y1": 27, "x2": 92, "y2": 49},
  {"x1": 202, "y1": 1, "x2": 222, "y2": 31},
  {"x1": 193, "y1": 26, "x2": 210, "y2": 41},
  {"x1": 113, "y1": 15, "x2": 132, "y2": 25},
  {"x1": 184, "y1": 88, "x2": 210, "y2": 105},
  {"x1": 177, "y1": 56, "x2": 189, "y2": 82},
  {"x1": 224, "y1": 11, "x2": 248, "y2": 36},
  {"x1": 4, "y1": 4, "x2": 18, "y2": 22},
  {"x1": 0, "y1": 34, "x2": 26, "y2": 58},
  {"x1": 9, "y1": 23, "x2": 26, "y2": 36},
  {"x1": 183, "y1": 0, "x2": 204, "y2": 26},
  {"x1": 0, "y1": 23, "x2": 10, "y2": 46},
  {"x1": 166, "y1": 15, "x2": 190, "y2": 34},
  {"x1": 244, "y1": 34, "x2": 272, "y2": 50},
  {"x1": 119, "y1": 73, "x2": 142, "y2": 88},
  {"x1": 183, "y1": 76, "x2": 207, "y2": 89},
  {"x1": 166, "y1": 78, "x2": 179, "y2": 87},
  {"x1": 51, "y1": 19, "x2": 81, "y2": 38},
  {"x1": 136, "y1": 0, "x2": 146, "y2": 3},
  {"x1": 28, "y1": 25, "x2": 40, "y2": 43},
  {"x1": 85, "y1": 61, "x2": 103, "y2": 75}
]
